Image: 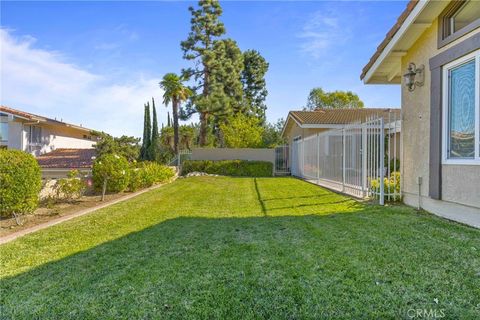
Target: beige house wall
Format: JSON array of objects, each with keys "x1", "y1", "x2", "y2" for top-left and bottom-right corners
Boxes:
[
  {"x1": 401, "y1": 19, "x2": 480, "y2": 211},
  {"x1": 191, "y1": 148, "x2": 275, "y2": 165},
  {"x1": 8, "y1": 118, "x2": 95, "y2": 156}
]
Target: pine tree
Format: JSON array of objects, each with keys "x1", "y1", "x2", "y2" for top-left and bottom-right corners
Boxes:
[
  {"x1": 181, "y1": 0, "x2": 226, "y2": 146},
  {"x1": 140, "y1": 103, "x2": 151, "y2": 160},
  {"x1": 148, "y1": 98, "x2": 160, "y2": 161},
  {"x1": 241, "y1": 49, "x2": 269, "y2": 122}
]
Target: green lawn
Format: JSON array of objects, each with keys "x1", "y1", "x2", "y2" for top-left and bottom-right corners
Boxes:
[{"x1": 1, "y1": 177, "x2": 479, "y2": 319}]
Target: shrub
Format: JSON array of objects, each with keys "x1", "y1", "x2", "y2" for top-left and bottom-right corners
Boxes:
[
  {"x1": 0, "y1": 149, "x2": 42, "y2": 218},
  {"x1": 389, "y1": 158, "x2": 400, "y2": 172},
  {"x1": 92, "y1": 154, "x2": 130, "y2": 193},
  {"x1": 370, "y1": 171, "x2": 401, "y2": 202},
  {"x1": 128, "y1": 162, "x2": 175, "y2": 192},
  {"x1": 54, "y1": 170, "x2": 86, "y2": 201},
  {"x1": 182, "y1": 160, "x2": 273, "y2": 177}
]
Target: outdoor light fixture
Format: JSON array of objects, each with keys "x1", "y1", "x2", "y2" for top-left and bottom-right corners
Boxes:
[{"x1": 403, "y1": 62, "x2": 424, "y2": 92}]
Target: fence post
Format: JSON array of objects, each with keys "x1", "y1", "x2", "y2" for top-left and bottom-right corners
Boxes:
[
  {"x1": 379, "y1": 118, "x2": 385, "y2": 205},
  {"x1": 342, "y1": 129, "x2": 346, "y2": 192},
  {"x1": 362, "y1": 125, "x2": 367, "y2": 197},
  {"x1": 317, "y1": 134, "x2": 320, "y2": 184}
]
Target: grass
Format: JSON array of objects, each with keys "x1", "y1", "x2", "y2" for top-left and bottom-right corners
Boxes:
[{"x1": 0, "y1": 177, "x2": 479, "y2": 319}]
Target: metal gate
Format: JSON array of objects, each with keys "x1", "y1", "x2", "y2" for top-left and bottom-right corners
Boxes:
[
  {"x1": 274, "y1": 145, "x2": 290, "y2": 175},
  {"x1": 291, "y1": 114, "x2": 401, "y2": 204}
]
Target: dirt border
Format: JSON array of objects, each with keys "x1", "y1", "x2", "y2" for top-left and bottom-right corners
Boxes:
[{"x1": 0, "y1": 180, "x2": 174, "y2": 245}]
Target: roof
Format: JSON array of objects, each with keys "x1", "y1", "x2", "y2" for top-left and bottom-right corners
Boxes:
[
  {"x1": 36, "y1": 148, "x2": 96, "y2": 169},
  {"x1": 282, "y1": 108, "x2": 400, "y2": 138},
  {"x1": 0, "y1": 105, "x2": 94, "y2": 133},
  {"x1": 360, "y1": 0, "x2": 419, "y2": 81},
  {"x1": 360, "y1": 1, "x2": 448, "y2": 84},
  {"x1": 289, "y1": 108, "x2": 400, "y2": 125}
]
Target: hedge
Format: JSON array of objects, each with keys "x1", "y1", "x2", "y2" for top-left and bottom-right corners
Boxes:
[
  {"x1": 129, "y1": 162, "x2": 175, "y2": 192},
  {"x1": 182, "y1": 160, "x2": 273, "y2": 177},
  {"x1": 0, "y1": 149, "x2": 42, "y2": 217}
]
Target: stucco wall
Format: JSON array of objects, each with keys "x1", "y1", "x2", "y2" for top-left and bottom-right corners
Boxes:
[
  {"x1": 8, "y1": 119, "x2": 95, "y2": 155},
  {"x1": 401, "y1": 19, "x2": 480, "y2": 209},
  {"x1": 191, "y1": 148, "x2": 275, "y2": 165},
  {"x1": 285, "y1": 123, "x2": 328, "y2": 146}
]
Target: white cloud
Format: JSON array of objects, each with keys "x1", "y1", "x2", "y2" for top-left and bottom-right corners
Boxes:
[
  {"x1": 0, "y1": 29, "x2": 166, "y2": 137},
  {"x1": 297, "y1": 10, "x2": 351, "y2": 59}
]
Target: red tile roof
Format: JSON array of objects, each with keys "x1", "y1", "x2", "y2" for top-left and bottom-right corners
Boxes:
[
  {"x1": 360, "y1": 0, "x2": 419, "y2": 80},
  {"x1": 36, "y1": 148, "x2": 96, "y2": 169}
]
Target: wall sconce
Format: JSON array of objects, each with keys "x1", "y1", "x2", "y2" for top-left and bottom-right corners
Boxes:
[{"x1": 403, "y1": 62, "x2": 424, "y2": 92}]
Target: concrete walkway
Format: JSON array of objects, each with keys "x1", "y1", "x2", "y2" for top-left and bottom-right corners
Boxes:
[{"x1": 0, "y1": 181, "x2": 172, "y2": 245}]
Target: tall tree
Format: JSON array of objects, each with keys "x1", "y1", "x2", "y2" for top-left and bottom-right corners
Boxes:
[
  {"x1": 181, "y1": 0, "x2": 226, "y2": 146},
  {"x1": 148, "y1": 98, "x2": 161, "y2": 161},
  {"x1": 306, "y1": 87, "x2": 364, "y2": 110},
  {"x1": 220, "y1": 113, "x2": 264, "y2": 148},
  {"x1": 241, "y1": 49, "x2": 269, "y2": 121},
  {"x1": 92, "y1": 131, "x2": 141, "y2": 162},
  {"x1": 140, "y1": 103, "x2": 151, "y2": 160},
  {"x1": 262, "y1": 118, "x2": 286, "y2": 148},
  {"x1": 160, "y1": 73, "x2": 193, "y2": 154}
]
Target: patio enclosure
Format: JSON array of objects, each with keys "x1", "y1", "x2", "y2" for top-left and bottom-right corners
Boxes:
[{"x1": 290, "y1": 114, "x2": 401, "y2": 204}]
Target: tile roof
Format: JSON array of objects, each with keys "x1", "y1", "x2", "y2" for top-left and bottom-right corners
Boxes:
[
  {"x1": 36, "y1": 148, "x2": 96, "y2": 169},
  {"x1": 0, "y1": 105, "x2": 94, "y2": 133},
  {"x1": 289, "y1": 108, "x2": 400, "y2": 125},
  {"x1": 360, "y1": 0, "x2": 419, "y2": 80}
]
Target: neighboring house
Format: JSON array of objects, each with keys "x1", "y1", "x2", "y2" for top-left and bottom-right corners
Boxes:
[
  {"x1": 0, "y1": 105, "x2": 96, "y2": 156},
  {"x1": 361, "y1": 0, "x2": 480, "y2": 224},
  {"x1": 282, "y1": 108, "x2": 401, "y2": 147},
  {"x1": 1, "y1": 105, "x2": 98, "y2": 178}
]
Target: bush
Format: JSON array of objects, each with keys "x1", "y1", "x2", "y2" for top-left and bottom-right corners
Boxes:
[
  {"x1": 0, "y1": 149, "x2": 42, "y2": 217},
  {"x1": 389, "y1": 158, "x2": 400, "y2": 172},
  {"x1": 92, "y1": 154, "x2": 130, "y2": 193},
  {"x1": 182, "y1": 160, "x2": 273, "y2": 177},
  {"x1": 128, "y1": 162, "x2": 175, "y2": 192},
  {"x1": 54, "y1": 170, "x2": 86, "y2": 201},
  {"x1": 370, "y1": 171, "x2": 401, "y2": 202}
]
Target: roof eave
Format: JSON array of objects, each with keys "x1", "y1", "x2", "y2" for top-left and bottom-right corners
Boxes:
[{"x1": 362, "y1": 0, "x2": 432, "y2": 85}]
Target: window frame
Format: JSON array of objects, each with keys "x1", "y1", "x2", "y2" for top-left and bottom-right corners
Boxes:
[
  {"x1": 442, "y1": 49, "x2": 480, "y2": 165},
  {"x1": 28, "y1": 125, "x2": 42, "y2": 146},
  {"x1": 438, "y1": 0, "x2": 480, "y2": 48},
  {"x1": 0, "y1": 114, "x2": 8, "y2": 143}
]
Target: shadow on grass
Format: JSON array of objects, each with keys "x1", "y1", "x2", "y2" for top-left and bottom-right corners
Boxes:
[
  {"x1": 1, "y1": 210, "x2": 479, "y2": 319},
  {"x1": 2, "y1": 177, "x2": 479, "y2": 319}
]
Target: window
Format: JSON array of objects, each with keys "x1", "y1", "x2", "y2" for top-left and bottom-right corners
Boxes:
[
  {"x1": 0, "y1": 114, "x2": 8, "y2": 143},
  {"x1": 442, "y1": 50, "x2": 480, "y2": 164},
  {"x1": 439, "y1": 0, "x2": 480, "y2": 47},
  {"x1": 28, "y1": 125, "x2": 42, "y2": 145}
]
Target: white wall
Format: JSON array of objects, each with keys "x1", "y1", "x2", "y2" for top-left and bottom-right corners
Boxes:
[{"x1": 7, "y1": 119, "x2": 95, "y2": 155}]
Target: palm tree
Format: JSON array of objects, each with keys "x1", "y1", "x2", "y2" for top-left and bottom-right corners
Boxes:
[{"x1": 159, "y1": 73, "x2": 192, "y2": 154}]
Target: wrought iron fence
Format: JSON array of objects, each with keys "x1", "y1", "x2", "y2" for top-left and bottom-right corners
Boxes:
[{"x1": 291, "y1": 113, "x2": 401, "y2": 204}]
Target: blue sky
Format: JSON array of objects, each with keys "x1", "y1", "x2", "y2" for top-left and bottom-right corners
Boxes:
[{"x1": 1, "y1": 1, "x2": 406, "y2": 137}]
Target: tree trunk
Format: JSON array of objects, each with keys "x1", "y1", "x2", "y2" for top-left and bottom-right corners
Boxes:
[
  {"x1": 199, "y1": 112, "x2": 208, "y2": 146},
  {"x1": 101, "y1": 179, "x2": 107, "y2": 201},
  {"x1": 173, "y1": 98, "x2": 180, "y2": 154}
]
